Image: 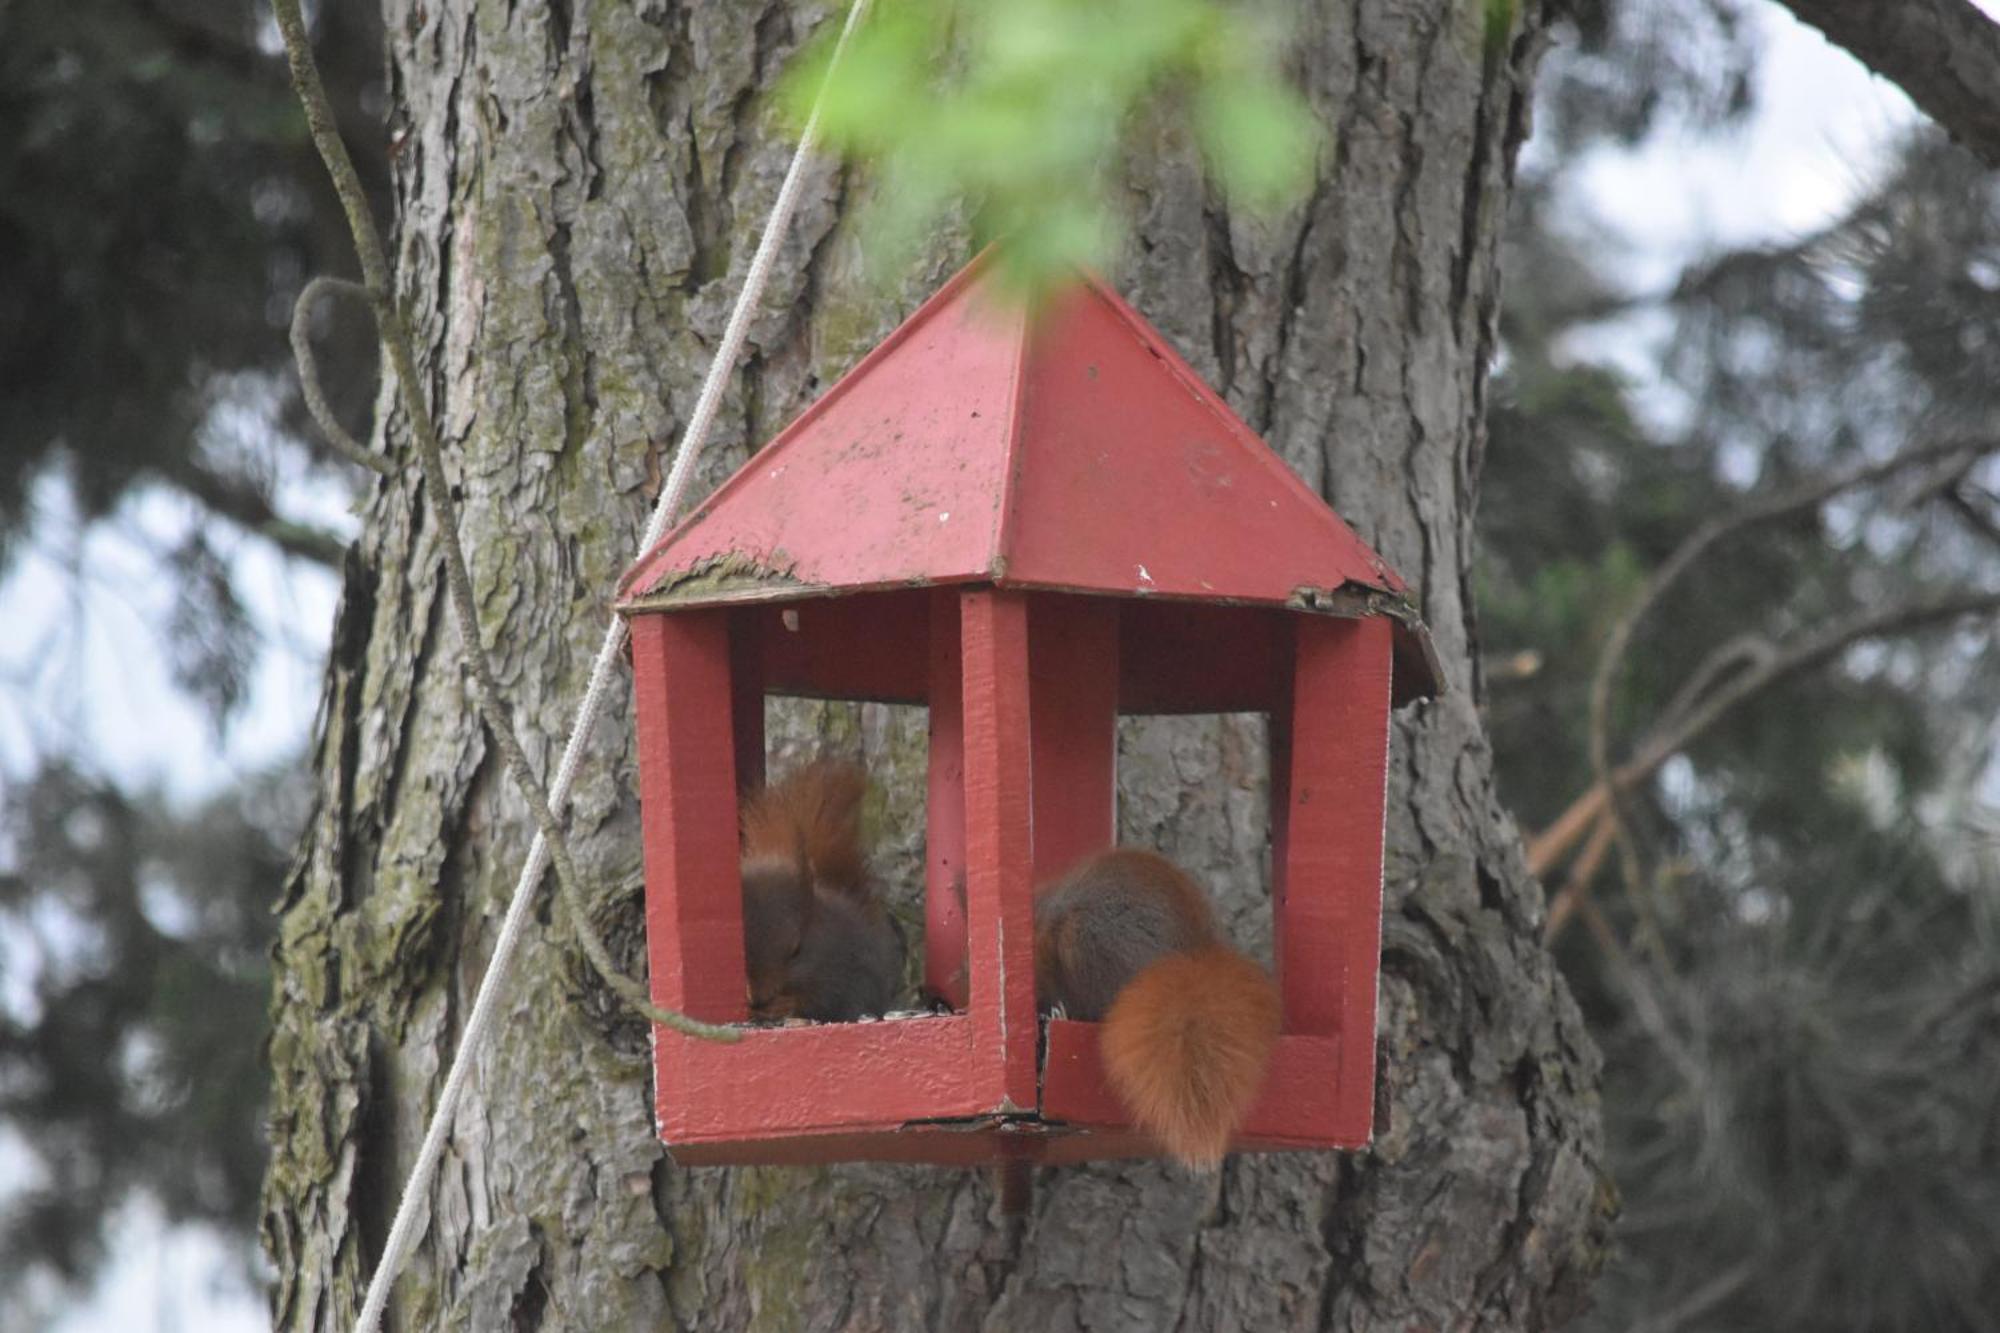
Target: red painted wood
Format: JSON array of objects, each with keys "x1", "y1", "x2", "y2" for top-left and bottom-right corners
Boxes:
[
  {"x1": 958, "y1": 590, "x2": 1039, "y2": 1112},
  {"x1": 1028, "y1": 597, "x2": 1118, "y2": 881},
  {"x1": 1006, "y1": 282, "x2": 1402, "y2": 604},
  {"x1": 749, "y1": 590, "x2": 1293, "y2": 718},
  {"x1": 926, "y1": 589, "x2": 969, "y2": 1009},
  {"x1": 1269, "y1": 621, "x2": 1297, "y2": 985},
  {"x1": 619, "y1": 261, "x2": 1030, "y2": 605},
  {"x1": 728, "y1": 611, "x2": 765, "y2": 792},
  {"x1": 1276, "y1": 615, "x2": 1394, "y2": 1137},
  {"x1": 749, "y1": 590, "x2": 931, "y2": 703},
  {"x1": 656, "y1": 1015, "x2": 1003, "y2": 1145},
  {"x1": 664, "y1": 1117, "x2": 1357, "y2": 1167},
  {"x1": 618, "y1": 255, "x2": 1401, "y2": 606},
  {"x1": 616, "y1": 255, "x2": 1434, "y2": 702},
  {"x1": 632, "y1": 602, "x2": 1397, "y2": 1159},
  {"x1": 1117, "y1": 600, "x2": 1286, "y2": 714},
  {"x1": 1039, "y1": 1021, "x2": 1364, "y2": 1149},
  {"x1": 630, "y1": 612, "x2": 744, "y2": 1025}
]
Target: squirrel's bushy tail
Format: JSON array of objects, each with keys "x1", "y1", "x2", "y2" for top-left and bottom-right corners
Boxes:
[
  {"x1": 1100, "y1": 946, "x2": 1281, "y2": 1168},
  {"x1": 739, "y1": 759, "x2": 870, "y2": 894}
]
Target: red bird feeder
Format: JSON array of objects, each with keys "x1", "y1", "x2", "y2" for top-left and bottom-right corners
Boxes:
[{"x1": 616, "y1": 254, "x2": 1438, "y2": 1167}]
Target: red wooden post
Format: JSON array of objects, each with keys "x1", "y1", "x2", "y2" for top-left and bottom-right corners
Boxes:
[
  {"x1": 1268, "y1": 618, "x2": 1296, "y2": 1002},
  {"x1": 925, "y1": 590, "x2": 969, "y2": 1008},
  {"x1": 958, "y1": 589, "x2": 1039, "y2": 1110},
  {"x1": 630, "y1": 612, "x2": 746, "y2": 1024},
  {"x1": 1273, "y1": 614, "x2": 1394, "y2": 1130},
  {"x1": 1028, "y1": 597, "x2": 1119, "y2": 882},
  {"x1": 729, "y1": 610, "x2": 766, "y2": 792}
]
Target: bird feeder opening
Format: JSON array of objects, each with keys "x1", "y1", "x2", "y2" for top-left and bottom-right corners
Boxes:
[
  {"x1": 750, "y1": 693, "x2": 935, "y2": 1007},
  {"x1": 1027, "y1": 596, "x2": 1396, "y2": 1158},
  {"x1": 1105, "y1": 707, "x2": 1275, "y2": 958}
]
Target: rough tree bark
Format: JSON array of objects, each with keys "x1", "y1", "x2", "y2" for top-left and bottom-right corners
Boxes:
[{"x1": 261, "y1": 1, "x2": 1610, "y2": 1328}]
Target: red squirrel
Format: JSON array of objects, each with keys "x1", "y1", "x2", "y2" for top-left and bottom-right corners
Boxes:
[
  {"x1": 738, "y1": 759, "x2": 903, "y2": 1022},
  {"x1": 1036, "y1": 849, "x2": 1281, "y2": 1168}
]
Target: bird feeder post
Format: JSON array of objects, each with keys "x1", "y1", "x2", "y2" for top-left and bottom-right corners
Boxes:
[
  {"x1": 925, "y1": 589, "x2": 969, "y2": 1009},
  {"x1": 1271, "y1": 612, "x2": 1396, "y2": 1140},
  {"x1": 629, "y1": 610, "x2": 748, "y2": 1033},
  {"x1": 728, "y1": 612, "x2": 766, "y2": 793},
  {"x1": 1027, "y1": 597, "x2": 1120, "y2": 883},
  {"x1": 958, "y1": 588, "x2": 1040, "y2": 1111}
]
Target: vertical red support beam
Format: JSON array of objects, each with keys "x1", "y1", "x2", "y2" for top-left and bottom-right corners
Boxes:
[
  {"x1": 1268, "y1": 616, "x2": 1297, "y2": 981},
  {"x1": 630, "y1": 611, "x2": 747, "y2": 1024},
  {"x1": 1273, "y1": 615, "x2": 1393, "y2": 1126},
  {"x1": 959, "y1": 589, "x2": 1038, "y2": 1111},
  {"x1": 925, "y1": 590, "x2": 969, "y2": 1008},
  {"x1": 729, "y1": 610, "x2": 766, "y2": 793},
  {"x1": 1027, "y1": 597, "x2": 1118, "y2": 882}
]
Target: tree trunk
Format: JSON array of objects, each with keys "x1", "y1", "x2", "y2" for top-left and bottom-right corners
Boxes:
[{"x1": 261, "y1": 1, "x2": 1610, "y2": 1328}]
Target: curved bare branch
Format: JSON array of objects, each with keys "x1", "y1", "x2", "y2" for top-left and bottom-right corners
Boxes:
[
  {"x1": 288, "y1": 276, "x2": 391, "y2": 474},
  {"x1": 1776, "y1": 0, "x2": 2000, "y2": 168}
]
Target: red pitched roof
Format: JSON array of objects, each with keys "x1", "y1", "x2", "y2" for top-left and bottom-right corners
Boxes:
[{"x1": 619, "y1": 254, "x2": 1437, "y2": 698}]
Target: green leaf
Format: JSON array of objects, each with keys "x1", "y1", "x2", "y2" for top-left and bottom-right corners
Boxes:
[
  {"x1": 1196, "y1": 75, "x2": 1319, "y2": 207},
  {"x1": 779, "y1": 0, "x2": 1319, "y2": 305}
]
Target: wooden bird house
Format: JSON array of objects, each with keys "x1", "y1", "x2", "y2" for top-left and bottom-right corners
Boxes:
[{"x1": 616, "y1": 254, "x2": 1438, "y2": 1166}]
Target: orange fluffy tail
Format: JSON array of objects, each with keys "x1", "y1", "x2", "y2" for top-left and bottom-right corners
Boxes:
[
  {"x1": 1100, "y1": 947, "x2": 1282, "y2": 1169},
  {"x1": 739, "y1": 759, "x2": 871, "y2": 895}
]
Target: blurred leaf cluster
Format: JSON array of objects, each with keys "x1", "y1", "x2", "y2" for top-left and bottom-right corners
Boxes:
[{"x1": 782, "y1": 0, "x2": 1317, "y2": 298}]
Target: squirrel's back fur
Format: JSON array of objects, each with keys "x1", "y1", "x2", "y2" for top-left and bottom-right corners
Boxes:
[
  {"x1": 1035, "y1": 849, "x2": 1281, "y2": 1168},
  {"x1": 740, "y1": 759, "x2": 870, "y2": 897},
  {"x1": 738, "y1": 760, "x2": 900, "y2": 1022}
]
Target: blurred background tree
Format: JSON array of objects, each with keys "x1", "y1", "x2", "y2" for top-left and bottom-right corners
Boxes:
[
  {"x1": 0, "y1": 0, "x2": 381, "y2": 1320},
  {"x1": 1485, "y1": 1, "x2": 2000, "y2": 1327},
  {"x1": 0, "y1": 763, "x2": 303, "y2": 1307},
  {"x1": 1, "y1": 0, "x2": 1996, "y2": 1325},
  {"x1": 0, "y1": 0, "x2": 384, "y2": 569}
]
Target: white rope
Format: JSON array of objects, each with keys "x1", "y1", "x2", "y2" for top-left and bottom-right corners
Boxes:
[{"x1": 353, "y1": 5, "x2": 870, "y2": 1327}]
